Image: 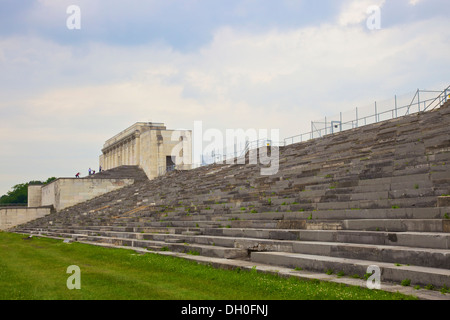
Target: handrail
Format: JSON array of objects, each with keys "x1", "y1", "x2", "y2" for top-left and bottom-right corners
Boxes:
[
  {"x1": 157, "y1": 86, "x2": 448, "y2": 177},
  {"x1": 405, "y1": 89, "x2": 419, "y2": 115},
  {"x1": 239, "y1": 140, "x2": 250, "y2": 157},
  {"x1": 284, "y1": 85, "x2": 449, "y2": 147},
  {"x1": 423, "y1": 85, "x2": 450, "y2": 112}
]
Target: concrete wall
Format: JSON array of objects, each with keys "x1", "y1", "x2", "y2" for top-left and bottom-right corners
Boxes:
[
  {"x1": 41, "y1": 178, "x2": 134, "y2": 211},
  {"x1": 28, "y1": 185, "x2": 43, "y2": 207},
  {"x1": 139, "y1": 129, "x2": 192, "y2": 179},
  {"x1": 0, "y1": 207, "x2": 52, "y2": 231},
  {"x1": 41, "y1": 180, "x2": 57, "y2": 208}
]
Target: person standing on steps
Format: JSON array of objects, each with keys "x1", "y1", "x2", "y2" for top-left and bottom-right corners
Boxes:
[{"x1": 88, "y1": 168, "x2": 92, "y2": 175}]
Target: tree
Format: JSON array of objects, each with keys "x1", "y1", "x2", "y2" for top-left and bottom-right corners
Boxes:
[{"x1": 0, "y1": 178, "x2": 56, "y2": 205}]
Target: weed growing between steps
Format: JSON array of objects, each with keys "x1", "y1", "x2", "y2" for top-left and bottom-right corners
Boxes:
[{"x1": 0, "y1": 232, "x2": 417, "y2": 300}]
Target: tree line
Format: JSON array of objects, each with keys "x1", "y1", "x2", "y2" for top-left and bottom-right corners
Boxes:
[{"x1": 0, "y1": 178, "x2": 56, "y2": 205}]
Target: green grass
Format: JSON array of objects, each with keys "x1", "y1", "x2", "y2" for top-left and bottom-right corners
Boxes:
[
  {"x1": 401, "y1": 279, "x2": 411, "y2": 287},
  {"x1": 0, "y1": 232, "x2": 416, "y2": 300}
]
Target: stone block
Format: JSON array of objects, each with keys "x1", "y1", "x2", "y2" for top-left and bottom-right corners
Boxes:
[
  {"x1": 443, "y1": 220, "x2": 450, "y2": 233},
  {"x1": 437, "y1": 196, "x2": 450, "y2": 207},
  {"x1": 276, "y1": 220, "x2": 306, "y2": 229}
]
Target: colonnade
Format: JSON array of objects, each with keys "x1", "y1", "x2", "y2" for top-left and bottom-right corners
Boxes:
[{"x1": 102, "y1": 134, "x2": 140, "y2": 170}]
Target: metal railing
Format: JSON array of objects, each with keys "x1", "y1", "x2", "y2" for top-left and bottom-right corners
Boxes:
[
  {"x1": 196, "y1": 139, "x2": 276, "y2": 166},
  {"x1": 283, "y1": 85, "x2": 449, "y2": 146},
  {"x1": 157, "y1": 139, "x2": 278, "y2": 176},
  {"x1": 239, "y1": 139, "x2": 275, "y2": 157},
  {"x1": 157, "y1": 85, "x2": 449, "y2": 177},
  {"x1": 422, "y1": 85, "x2": 450, "y2": 112}
]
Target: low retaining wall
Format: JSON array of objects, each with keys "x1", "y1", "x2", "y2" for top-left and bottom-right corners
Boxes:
[
  {"x1": 40, "y1": 178, "x2": 134, "y2": 211},
  {"x1": 0, "y1": 207, "x2": 52, "y2": 231}
]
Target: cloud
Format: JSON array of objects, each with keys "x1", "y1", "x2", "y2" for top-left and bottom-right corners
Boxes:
[
  {"x1": 2, "y1": 13, "x2": 448, "y2": 138},
  {"x1": 338, "y1": 0, "x2": 386, "y2": 26}
]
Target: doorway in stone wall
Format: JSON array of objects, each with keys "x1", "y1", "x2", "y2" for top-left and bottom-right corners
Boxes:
[{"x1": 166, "y1": 156, "x2": 175, "y2": 172}]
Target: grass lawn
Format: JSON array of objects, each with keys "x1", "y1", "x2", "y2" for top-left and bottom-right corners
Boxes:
[{"x1": 0, "y1": 231, "x2": 417, "y2": 300}]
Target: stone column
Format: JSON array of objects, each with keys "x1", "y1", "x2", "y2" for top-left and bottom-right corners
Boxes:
[
  {"x1": 124, "y1": 141, "x2": 127, "y2": 165},
  {"x1": 119, "y1": 145, "x2": 122, "y2": 166},
  {"x1": 106, "y1": 151, "x2": 110, "y2": 169},
  {"x1": 131, "y1": 137, "x2": 136, "y2": 165},
  {"x1": 114, "y1": 147, "x2": 118, "y2": 168},
  {"x1": 122, "y1": 144, "x2": 125, "y2": 166},
  {"x1": 136, "y1": 134, "x2": 141, "y2": 166},
  {"x1": 122, "y1": 143, "x2": 126, "y2": 166},
  {"x1": 126, "y1": 141, "x2": 130, "y2": 165}
]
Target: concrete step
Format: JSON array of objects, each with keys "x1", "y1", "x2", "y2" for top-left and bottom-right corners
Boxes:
[
  {"x1": 206, "y1": 228, "x2": 450, "y2": 250},
  {"x1": 78, "y1": 233, "x2": 248, "y2": 259},
  {"x1": 152, "y1": 217, "x2": 448, "y2": 233},
  {"x1": 89, "y1": 206, "x2": 450, "y2": 224},
  {"x1": 23, "y1": 225, "x2": 449, "y2": 269},
  {"x1": 23, "y1": 229, "x2": 88, "y2": 241},
  {"x1": 181, "y1": 230, "x2": 202, "y2": 236},
  {"x1": 292, "y1": 241, "x2": 450, "y2": 269},
  {"x1": 164, "y1": 238, "x2": 185, "y2": 244},
  {"x1": 315, "y1": 196, "x2": 438, "y2": 210},
  {"x1": 343, "y1": 219, "x2": 449, "y2": 232},
  {"x1": 251, "y1": 251, "x2": 450, "y2": 288},
  {"x1": 239, "y1": 207, "x2": 448, "y2": 220},
  {"x1": 165, "y1": 242, "x2": 248, "y2": 259},
  {"x1": 19, "y1": 226, "x2": 296, "y2": 253}
]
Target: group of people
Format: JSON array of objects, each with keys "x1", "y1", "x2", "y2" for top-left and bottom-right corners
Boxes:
[{"x1": 75, "y1": 166, "x2": 102, "y2": 178}]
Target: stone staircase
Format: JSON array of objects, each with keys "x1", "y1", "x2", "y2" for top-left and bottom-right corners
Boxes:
[
  {"x1": 11, "y1": 100, "x2": 450, "y2": 293},
  {"x1": 87, "y1": 165, "x2": 149, "y2": 181}
]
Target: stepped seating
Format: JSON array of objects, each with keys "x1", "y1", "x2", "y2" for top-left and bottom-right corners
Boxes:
[
  {"x1": 11, "y1": 100, "x2": 450, "y2": 292},
  {"x1": 86, "y1": 165, "x2": 149, "y2": 181}
]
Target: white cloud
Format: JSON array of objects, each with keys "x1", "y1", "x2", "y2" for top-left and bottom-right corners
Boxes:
[
  {"x1": 4, "y1": 16, "x2": 448, "y2": 137},
  {"x1": 409, "y1": 0, "x2": 423, "y2": 5},
  {"x1": 338, "y1": 0, "x2": 386, "y2": 26}
]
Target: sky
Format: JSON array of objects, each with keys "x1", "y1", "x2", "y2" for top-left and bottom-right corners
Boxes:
[{"x1": 0, "y1": 0, "x2": 449, "y2": 196}]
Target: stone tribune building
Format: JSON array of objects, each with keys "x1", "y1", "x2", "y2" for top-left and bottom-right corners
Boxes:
[
  {"x1": 99, "y1": 122, "x2": 192, "y2": 179},
  {"x1": 0, "y1": 121, "x2": 193, "y2": 227}
]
